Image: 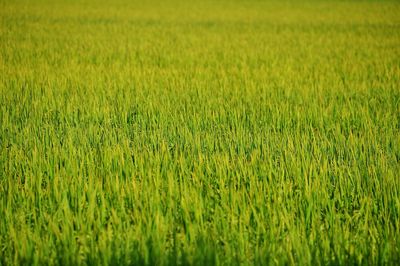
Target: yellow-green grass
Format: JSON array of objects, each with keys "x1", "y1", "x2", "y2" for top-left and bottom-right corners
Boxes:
[{"x1": 1, "y1": 0, "x2": 399, "y2": 265}]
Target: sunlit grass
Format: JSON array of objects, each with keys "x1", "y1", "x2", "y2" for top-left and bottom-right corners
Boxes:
[{"x1": 1, "y1": 0, "x2": 399, "y2": 265}]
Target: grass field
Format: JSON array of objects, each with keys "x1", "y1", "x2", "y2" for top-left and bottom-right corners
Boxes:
[{"x1": 1, "y1": 0, "x2": 400, "y2": 265}]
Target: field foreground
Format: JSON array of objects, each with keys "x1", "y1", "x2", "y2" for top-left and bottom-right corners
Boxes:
[{"x1": 1, "y1": 0, "x2": 400, "y2": 265}]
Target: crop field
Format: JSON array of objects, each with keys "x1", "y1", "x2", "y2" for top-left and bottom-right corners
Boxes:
[{"x1": 1, "y1": 0, "x2": 400, "y2": 265}]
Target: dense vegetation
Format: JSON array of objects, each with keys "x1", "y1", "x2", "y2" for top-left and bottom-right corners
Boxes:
[{"x1": 1, "y1": 0, "x2": 399, "y2": 265}]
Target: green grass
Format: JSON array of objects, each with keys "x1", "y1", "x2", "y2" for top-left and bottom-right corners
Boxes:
[{"x1": 1, "y1": 0, "x2": 400, "y2": 265}]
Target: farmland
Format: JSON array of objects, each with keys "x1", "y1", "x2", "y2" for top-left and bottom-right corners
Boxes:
[{"x1": 1, "y1": 0, "x2": 400, "y2": 265}]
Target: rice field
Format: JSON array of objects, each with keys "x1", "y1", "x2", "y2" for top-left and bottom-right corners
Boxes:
[{"x1": 1, "y1": 0, "x2": 400, "y2": 265}]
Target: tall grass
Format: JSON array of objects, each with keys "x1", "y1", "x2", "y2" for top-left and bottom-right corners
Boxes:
[{"x1": 1, "y1": 0, "x2": 399, "y2": 265}]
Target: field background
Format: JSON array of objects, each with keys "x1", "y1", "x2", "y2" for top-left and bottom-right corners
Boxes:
[{"x1": 1, "y1": 0, "x2": 400, "y2": 265}]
